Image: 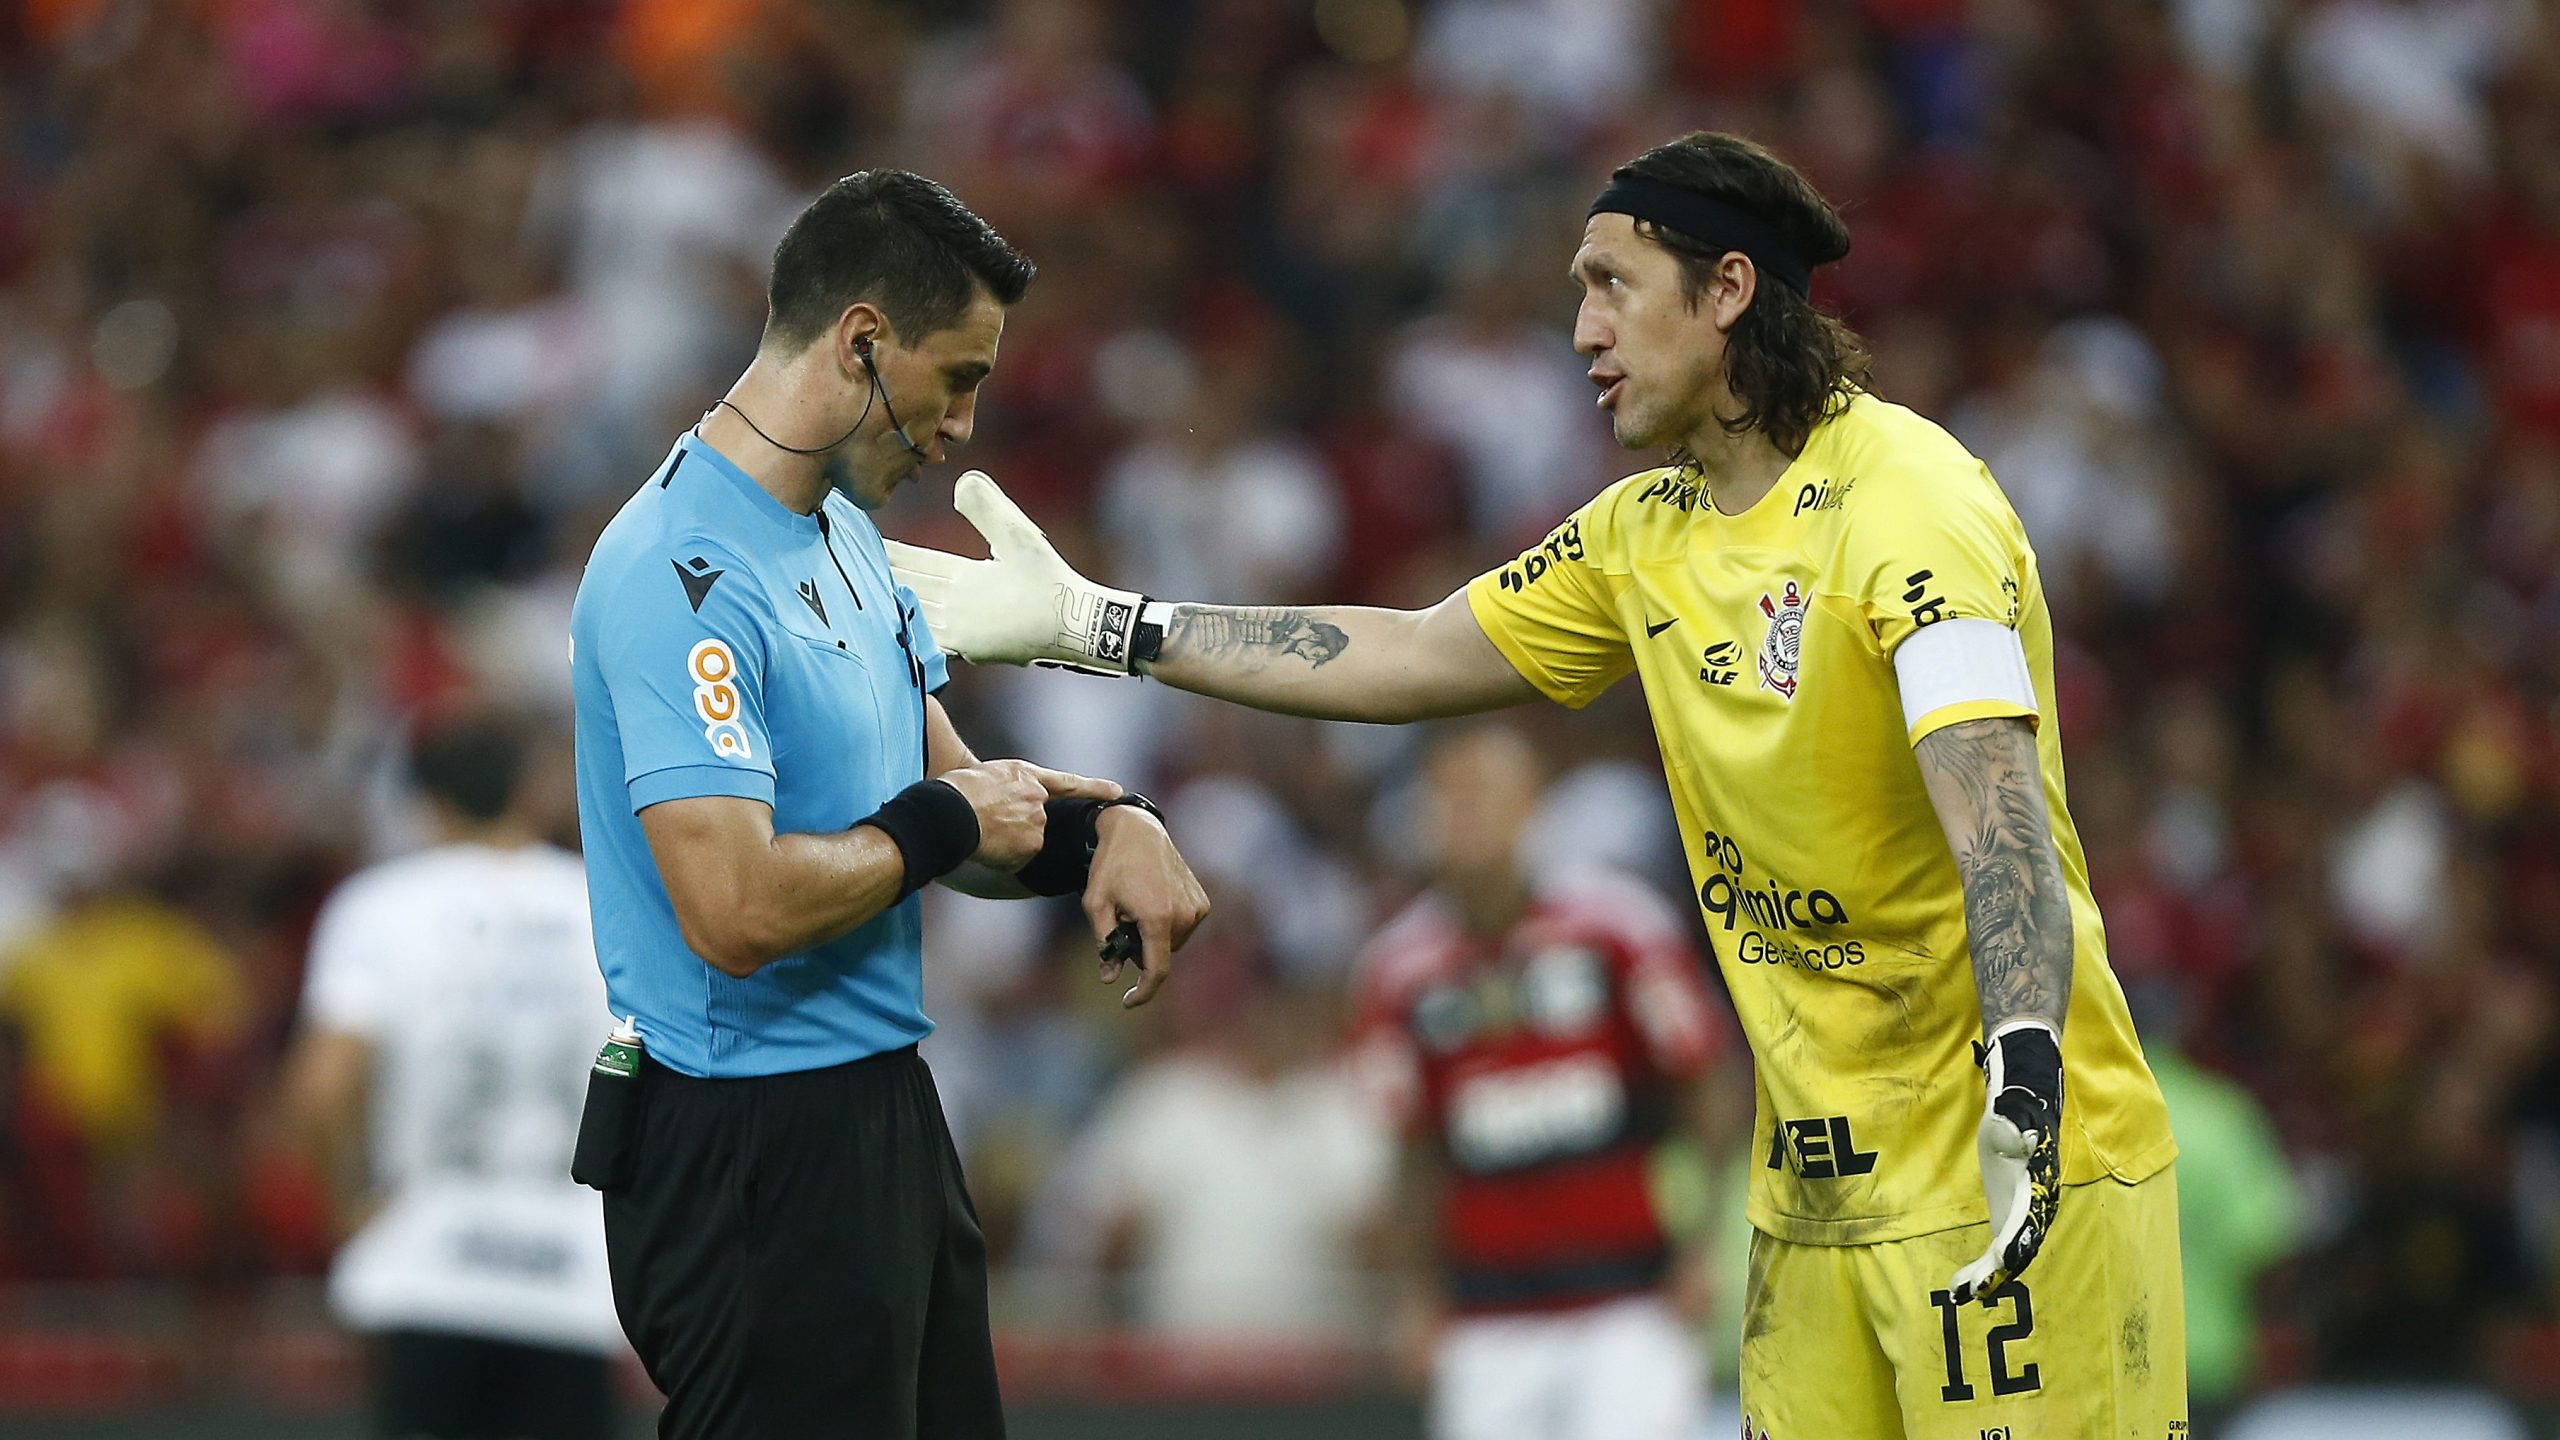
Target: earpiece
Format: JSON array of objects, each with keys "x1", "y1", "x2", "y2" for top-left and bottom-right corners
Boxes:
[{"x1": 852, "y1": 335, "x2": 927, "y2": 462}]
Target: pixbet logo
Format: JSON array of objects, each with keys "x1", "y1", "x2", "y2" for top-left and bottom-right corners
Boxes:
[{"x1": 1791, "y1": 477, "x2": 1853, "y2": 515}]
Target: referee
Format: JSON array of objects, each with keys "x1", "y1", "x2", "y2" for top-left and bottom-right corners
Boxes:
[{"x1": 568, "y1": 170, "x2": 1208, "y2": 1440}]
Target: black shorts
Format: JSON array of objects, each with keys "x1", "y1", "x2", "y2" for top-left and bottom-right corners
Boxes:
[
  {"x1": 602, "y1": 1044, "x2": 1005, "y2": 1440},
  {"x1": 371, "y1": 1328, "x2": 616, "y2": 1440}
]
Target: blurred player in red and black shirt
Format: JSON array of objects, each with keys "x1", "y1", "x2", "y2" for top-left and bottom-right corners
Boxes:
[{"x1": 1353, "y1": 724, "x2": 1727, "y2": 1440}]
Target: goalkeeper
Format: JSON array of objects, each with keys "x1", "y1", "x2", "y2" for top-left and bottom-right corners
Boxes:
[{"x1": 893, "y1": 132, "x2": 2184, "y2": 1439}]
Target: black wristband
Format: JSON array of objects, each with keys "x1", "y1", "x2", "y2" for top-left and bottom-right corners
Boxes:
[
  {"x1": 858, "y1": 779, "x2": 980, "y2": 898},
  {"x1": 1015, "y1": 798, "x2": 1109, "y2": 897},
  {"x1": 1013, "y1": 792, "x2": 1167, "y2": 897}
]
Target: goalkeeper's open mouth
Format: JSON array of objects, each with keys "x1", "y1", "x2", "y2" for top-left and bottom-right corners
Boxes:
[{"x1": 1590, "y1": 364, "x2": 1626, "y2": 411}]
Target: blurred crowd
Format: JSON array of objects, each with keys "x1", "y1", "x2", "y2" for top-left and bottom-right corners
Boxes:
[{"x1": 2, "y1": 0, "x2": 2558, "y2": 1406}]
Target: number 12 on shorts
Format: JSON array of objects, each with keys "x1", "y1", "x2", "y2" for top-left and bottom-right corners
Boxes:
[{"x1": 1929, "y1": 1280, "x2": 2039, "y2": 1402}]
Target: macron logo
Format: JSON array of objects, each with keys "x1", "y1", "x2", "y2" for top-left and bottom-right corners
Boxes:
[{"x1": 674, "y1": 557, "x2": 724, "y2": 613}]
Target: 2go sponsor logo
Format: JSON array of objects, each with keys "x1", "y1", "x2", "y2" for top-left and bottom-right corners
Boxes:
[{"x1": 689, "y1": 639, "x2": 752, "y2": 760}]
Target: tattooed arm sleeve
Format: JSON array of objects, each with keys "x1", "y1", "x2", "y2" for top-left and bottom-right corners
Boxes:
[
  {"x1": 1912, "y1": 716, "x2": 2073, "y2": 1035},
  {"x1": 1145, "y1": 589, "x2": 1539, "y2": 724}
]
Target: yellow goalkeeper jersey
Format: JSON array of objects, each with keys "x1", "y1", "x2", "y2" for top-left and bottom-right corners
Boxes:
[{"x1": 1466, "y1": 392, "x2": 2175, "y2": 1246}]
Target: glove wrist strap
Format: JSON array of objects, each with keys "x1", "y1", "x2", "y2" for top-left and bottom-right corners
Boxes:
[
  {"x1": 1130, "y1": 600, "x2": 1173, "y2": 675},
  {"x1": 1054, "y1": 586, "x2": 1153, "y2": 674}
]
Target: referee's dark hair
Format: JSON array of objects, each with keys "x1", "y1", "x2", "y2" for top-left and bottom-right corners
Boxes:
[
  {"x1": 763, "y1": 171, "x2": 1036, "y2": 351},
  {"x1": 409, "y1": 713, "x2": 526, "y2": 824},
  {"x1": 1613, "y1": 132, "x2": 1872, "y2": 457}
]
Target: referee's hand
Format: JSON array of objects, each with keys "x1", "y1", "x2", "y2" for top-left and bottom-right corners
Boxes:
[
  {"x1": 940, "y1": 760, "x2": 1120, "y2": 871},
  {"x1": 1086, "y1": 804, "x2": 1209, "y2": 1009}
]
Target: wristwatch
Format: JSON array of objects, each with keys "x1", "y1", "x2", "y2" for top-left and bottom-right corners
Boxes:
[{"x1": 1084, "y1": 792, "x2": 1166, "y2": 849}]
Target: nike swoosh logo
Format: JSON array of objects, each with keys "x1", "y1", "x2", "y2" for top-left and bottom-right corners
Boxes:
[{"x1": 1645, "y1": 617, "x2": 1677, "y2": 638}]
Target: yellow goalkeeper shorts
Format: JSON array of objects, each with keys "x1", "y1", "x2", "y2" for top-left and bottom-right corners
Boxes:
[{"x1": 1738, "y1": 1166, "x2": 2187, "y2": 1440}]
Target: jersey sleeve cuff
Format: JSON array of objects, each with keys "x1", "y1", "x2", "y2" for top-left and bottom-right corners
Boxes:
[
  {"x1": 628, "y1": 763, "x2": 777, "y2": 812},
  {"x1": 1907, "y1": 697, "x2": 2039, "y2": 746},
  {"x1": 1464, "y1": 578, "x2": 1602, "y2": 710}
]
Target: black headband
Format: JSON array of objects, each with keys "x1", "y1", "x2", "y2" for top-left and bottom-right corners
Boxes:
[{"x1": 1589, "y1": 176, "x2": 1815, "y2": 297}]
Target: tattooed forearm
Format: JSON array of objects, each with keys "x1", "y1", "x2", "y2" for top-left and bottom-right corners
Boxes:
[
  {"x1": 1913, "y1": 717, "x2": 2073, "y2": 1034},
  {"x1": 1160, "y1": 605, "x2": 1351, "y2": 672}
]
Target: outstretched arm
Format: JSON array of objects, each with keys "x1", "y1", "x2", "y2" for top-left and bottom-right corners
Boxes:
[
  {"x1": 1144, "y1": 592, "x2": 1537, "y2": 723},
  {"x1": 887, "y1": 472, "x2": 1536, "y2": 724}
]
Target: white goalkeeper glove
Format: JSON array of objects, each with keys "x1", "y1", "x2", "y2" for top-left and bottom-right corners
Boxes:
[
  {"x1": 883, "y1": 471, "x2": 1166, "y2": 677},
  {"x1": 1949, "y1": 1018, "x2": 2064, "y2": 1305}
]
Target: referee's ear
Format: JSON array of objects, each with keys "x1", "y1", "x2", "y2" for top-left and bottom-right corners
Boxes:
[{"x1": 834, "y1": 303, "x2": 892, "y2": 376}]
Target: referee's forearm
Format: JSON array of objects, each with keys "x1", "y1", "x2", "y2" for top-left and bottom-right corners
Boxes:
[{"x1": 683, "y1": 826, "x2": 910, "y2": 976}]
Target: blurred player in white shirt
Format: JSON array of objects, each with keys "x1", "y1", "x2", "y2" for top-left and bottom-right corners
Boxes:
[{"x1": 283, "y1": 716, "x2": 621, "y2": 1440}]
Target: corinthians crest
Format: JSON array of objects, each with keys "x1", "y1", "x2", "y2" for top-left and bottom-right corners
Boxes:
[{"x1": 1757, "y1": 579, "x2": 1808, "y2": 699}]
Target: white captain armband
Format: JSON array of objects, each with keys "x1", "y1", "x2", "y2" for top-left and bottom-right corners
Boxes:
[{"x1": 1894, "y1": 617, "x2": 2038, "y2": 741}]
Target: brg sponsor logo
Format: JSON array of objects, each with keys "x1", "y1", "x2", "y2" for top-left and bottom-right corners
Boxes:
[
  {"x1": 1494, "y1": 518, "x2": 1585, "y2": 592},
  {"x1": 689, "y1": 639, "x2": 752, "y2": 759}
]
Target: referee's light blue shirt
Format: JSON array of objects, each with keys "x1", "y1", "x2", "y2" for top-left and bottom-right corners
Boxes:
[{"x1": 570, "y1": 431, "x2": 951, "y2": 1077}]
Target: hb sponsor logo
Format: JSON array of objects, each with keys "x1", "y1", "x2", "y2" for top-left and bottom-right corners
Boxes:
[
  {"x1": 689, "y1": 639, "x2": 752, "y2": 759},
  {"x1": 1904, "y1": 569, "x2": 1953, "y2": 627}
]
